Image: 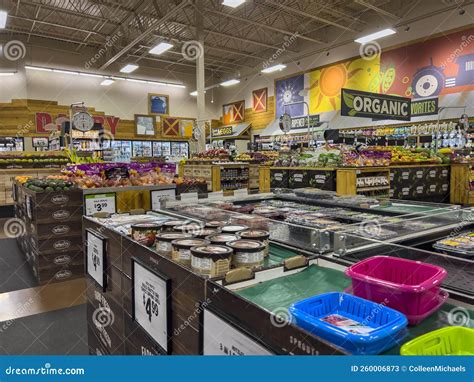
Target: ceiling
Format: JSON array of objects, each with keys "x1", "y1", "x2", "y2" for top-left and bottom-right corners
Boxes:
[{"x1": 0, "y1": 0, "x2": 471, "y2": 81}]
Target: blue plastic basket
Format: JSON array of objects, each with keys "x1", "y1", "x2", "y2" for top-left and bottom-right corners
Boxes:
[{"x1": 289, "y1": 292, "x2": 408, "y2": 355}]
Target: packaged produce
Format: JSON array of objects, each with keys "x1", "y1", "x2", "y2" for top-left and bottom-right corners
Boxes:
[
  {"x1": 190, "y1": 245, "x2": 233, "y2": 277},
  {"x1": 171, "y1": 238, "x2": 210, "y2": 266},
  {"x1": 227, "y1": 239, "x2": 266, "y2": 269}
]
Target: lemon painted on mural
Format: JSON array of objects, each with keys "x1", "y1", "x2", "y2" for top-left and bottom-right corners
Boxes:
[{"x1": 309, "y1": 56, "x2": 380, "y2": 114}]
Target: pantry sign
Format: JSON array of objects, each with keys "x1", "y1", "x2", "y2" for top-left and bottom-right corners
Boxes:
[{"x1": 341, "y1": 88, "x2": 411, "y2": 121}]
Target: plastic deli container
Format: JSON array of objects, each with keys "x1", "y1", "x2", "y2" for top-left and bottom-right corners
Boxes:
[
  {"x1": 131, "y1": 223, "x2": 162, "y2": 247},
  {"x1": 161, "y1": 220, "x2": 187, "y2": 232},
  {"x1": 227, "y1": 239, "x2": 265, "y2": 269},
  {"x1": 345, "y1": 256, "x2": 448, "y2": 325},
  {"x1": 289, "y1": 292, "x2": 408, "y2": 355},
  {"x1": 206, "y1": 233, "x2": 240, "y2": 246},
  {"x1": 238, "y1": 230, "x2": 270, "y2": 257},
  {"x1": 171, "y1": 238, "x2": 210, "y2": 266},
  {"x1": 400, "y1": 327, "x2": 474, "y2": 355},
  {"x1": 221, "y1": 225, "x2": 249, "y2": 234},
  {"x1": 190, "y1": 245, "x2": 233, "y2": 278},
  {"x1": 174, "y1": 223, "x2": 203, "y2": 235},
  {"x1": 155, "y1": 232, "x2": 192, "y2": 256},
  {"x1": 193, "y1": 228, "x2": 220, "y2": 239},
  {"x1": 205, "y1": 221, "x2": 227, "y2": 229}
]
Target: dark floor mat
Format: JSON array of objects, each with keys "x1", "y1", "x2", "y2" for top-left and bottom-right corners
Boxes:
[
  {"x1": 0, "y1": 238, "x2": 37, "y2": 293},
  {"x1": 0, "y1": 304, "x2": 88, "y2": 355}
]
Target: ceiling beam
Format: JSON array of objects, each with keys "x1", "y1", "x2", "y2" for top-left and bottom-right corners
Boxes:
[
  {"x1": 99, "y1": 0, "x2": 190, "y2": 70},
  {"x1": 264, "y1": 0, "x2": 358, "y2": 32},
  {"x1": 354, "y1": 0, "x2": 400, "y2": 20},
  {"x1": 203, "y1": 7, "x2": 325, "y2": 44}
]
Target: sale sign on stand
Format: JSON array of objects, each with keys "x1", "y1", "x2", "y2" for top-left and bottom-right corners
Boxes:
[{"x1": 84, "y1": 193, "x2": 117, "y2": 216}]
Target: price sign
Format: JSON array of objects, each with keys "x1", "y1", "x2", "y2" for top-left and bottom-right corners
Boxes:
[
  {"x1": 202, "y1": 308, "x2": 273, "y2": 355},
  {"x1": 180, "y1": 192, "x2": 198, "y2": 203},
  {"x1": 86, "y1": 229, "x2": 107, "y2": 290},
  {"x1": 208, "y1": 191, "x2": 224, "y2": 201},
  {"x1": 150, "y1": 189, "x2": 176, "y2": 210},
  {"x1": 234, "y1": 188, "x2": 249, "y2": 198},
  {"x1": 132, "y1": 260, "x2": 170, "y2": 354},
  {"x1": 85, "y1": 193, "x2": 116, "y2": 216}
]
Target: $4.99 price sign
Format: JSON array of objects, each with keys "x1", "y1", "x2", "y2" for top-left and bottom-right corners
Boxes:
[
  {"x1": 133, "y1": 260, "x2": 170, "y2": 353},
  {"x1": 85, "y1": 193, "x2": 116, "y2": 216}
]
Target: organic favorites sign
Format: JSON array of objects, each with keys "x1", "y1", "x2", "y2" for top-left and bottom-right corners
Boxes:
[
  {"x1": 341, "y1": 88, "x2": 411, "y2": 121},
  {"x1": 35, "y1": 112, "x2": 120, "y2": 134}
]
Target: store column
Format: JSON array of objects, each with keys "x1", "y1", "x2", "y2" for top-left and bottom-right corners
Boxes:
[{"x1": 195, "y1": 5, "x2": 206, "y2": 152}]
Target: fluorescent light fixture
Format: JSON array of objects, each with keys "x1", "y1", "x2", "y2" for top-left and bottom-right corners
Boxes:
[
  {"x1": 0, "y1": 11, "x2": 7, "y2": 29},
  {"x1": 190, "y1": 91, "x2": 198, "y2": 96},
  {"x1": 355, "y1": 28, "x2": 396, "y2": 44},
  {"x1": 0, "y1": 72, "x2": 15, "y2": 76},
  {"x1": 149, "y1": 42, "x2": 173, "y2": 55},
  {"x1": 79, "y1": 72, "x2": 104, "y2": 78},
  {"x1": 167, "y1": 83, "x2": 186, "y2": 88},
  {"x1": 53, "y1": 69, "x2": 79, "y2": 75},
  {"x1": 111, "y1": 76, "x2": 126, "y2": 81},
  {"x1": 261, "y1": 64, "x2": 287, "y2": 74},
  {"x1": 120, "y1": 64, "x2": 139, "y2": 73},
  {"x1": 25, "y1": 65, "x2": 53, "y2": 72},
  {"x1": 101, "y1": 79, "x2": 114, "y2": 86},
  {"x1": 126, "y1": 78, "x2": 147, "y2": 83},
  {"x1": 220, "y1": 79, "x2": 240, "y2": 87},
  {"x1": 223, "y1": 0, "x2": 246, "y2": 8},
  {"x1": 150, "y1": 81, "x2": 168, "y2": 86}
]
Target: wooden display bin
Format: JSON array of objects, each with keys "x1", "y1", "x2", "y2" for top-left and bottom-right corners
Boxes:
[
  {"x1": 451, "y1": 163, "x2": 474, "y2": 205},
  {"x1": 336, "y1": 167, "x2": 390, "y2": 196},
  {"x1": 15, "y1": 182, "x2": 84, "y2": 284}
]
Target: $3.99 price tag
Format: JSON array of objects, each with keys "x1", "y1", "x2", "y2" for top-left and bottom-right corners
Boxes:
[
  {"x1": 85, "y1": 193, "x2": 116, "y2": 216},
  {"x1": 133, "y1": 261, "x2": 170, "y2": 353}
]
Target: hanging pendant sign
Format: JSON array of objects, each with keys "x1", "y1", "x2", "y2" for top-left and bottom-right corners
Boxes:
[
  {"x1": 411, "y1": 97, "x2": 438, "y2": 117},
  {"x1": 341, "y1": 88, "x2": 411, "y2": 121}
]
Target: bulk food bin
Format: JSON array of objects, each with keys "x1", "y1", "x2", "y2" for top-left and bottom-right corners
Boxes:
[{"x1": 82, "y1": 210, "x2": 328, "y2": 356}]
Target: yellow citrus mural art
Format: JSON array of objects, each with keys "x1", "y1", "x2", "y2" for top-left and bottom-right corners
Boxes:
[{"x1": 309, "y1": 56, "x2": 381, "y2": 114}]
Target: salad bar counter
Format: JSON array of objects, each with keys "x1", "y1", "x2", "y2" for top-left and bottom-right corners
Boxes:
[{"x1": 82, "y1": 189, "x2": 472, "y2": 356}]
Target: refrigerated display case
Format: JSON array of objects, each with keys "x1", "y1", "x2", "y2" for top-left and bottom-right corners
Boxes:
[
  {"x1": 132, "y1": 141, "x2": 152, "y2": 158},
  {"x1": 0, "y1": 137, "x2": 24, "y2": 152},
  {"x1": 111, "y1": 140, "x2": 132, "y2": 162}
]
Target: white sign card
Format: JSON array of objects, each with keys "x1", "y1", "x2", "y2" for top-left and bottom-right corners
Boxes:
[
  {"x1": 85, "y1": 193, "x2": 116, "y2": 216},
  {"x1": 86, "y1": 230, "x2": 106, "y2": 289},
  {"x1": 202, "y1": 309, "x2": 273, "y2": 355},
  {"x1": 180, "y1": 192, "x2": 198, "y2": 203},
  {"x1": 234, "y1": 188, "x2": 249, "y2": 198},
  {"x1": 133, "y1": 260, "x2": 170, "y2": 353},
  {"x1": 150, "y1": 189, "x2": 176, "y2": 210},
  {"x1": 207, "y1": 191, "x2": 224, "y2": 201}
]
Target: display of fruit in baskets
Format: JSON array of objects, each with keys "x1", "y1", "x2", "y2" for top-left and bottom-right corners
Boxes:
[
  {"x1": 24, "y1": 178, "x2": 75, "y2": 192},
  {"x1": 192, "y1": 149, "x2": 229, "y2": 160}
]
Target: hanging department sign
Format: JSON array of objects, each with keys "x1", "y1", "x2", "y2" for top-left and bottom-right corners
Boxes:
[
  {"x1": 212, "y1": 126, "x2": 233, "y2": 137},
  {"x1": 290, "y1": 115, "x2": 320, "y2": 130},
  {"x1": 411, "y1": 97, "x2": 438, "y2": 117},
  {"x1": 341, "y1": 88, "x2": 411, "y2": 121}
]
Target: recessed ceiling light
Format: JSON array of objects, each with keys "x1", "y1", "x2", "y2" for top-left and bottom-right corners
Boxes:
[
  {"x1": 120, "y1": 64, "x2": 139, "y2": 73},
  {"x1": 0, "y1": 72, "x2": 15, "y2": 76},
  {"x1": 220, "y1": 79, "x2": 240, "y2": 87},
  {"x1": 261, "y1": 64, "x2": 287, "y2": 74},
  {"x1": 0, "y1": 11, "x2": 7, "y2": 29},
  {"x1": 149, "y1": 42, "x2": 174, "y2": 55},
  {"x1": 222, "y1": 0, "x2": 246, "y2": 8},
  {"x1": 101, "y1": 79, "x2": 114, "y2": 86},
  {"x1": 355, "y1": 28, "x2": 396, "y2": 44}
]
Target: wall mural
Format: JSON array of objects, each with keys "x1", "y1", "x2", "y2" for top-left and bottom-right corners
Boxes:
[
  {"x1": 308, "y1": 56, "x2": 380, "y2": 115},
  {"x1": 275, "y1": 74, "x2": 305, "y2": 117},
  {"x1": 379, "y1": 27, "x2": 474, "y2": 98},
  {"x1": 272, "y1": 27, "x2": 473, "y2": 118},
  {"x1": 222, "y1": 100, "x2": 245, "y2": 124}
]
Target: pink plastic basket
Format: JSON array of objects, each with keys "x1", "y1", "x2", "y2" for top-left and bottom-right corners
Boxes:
[{"x1": 345, "y1": 256, "x2": 448, "y2": 325}]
